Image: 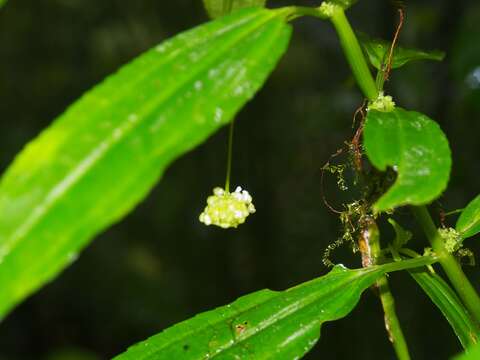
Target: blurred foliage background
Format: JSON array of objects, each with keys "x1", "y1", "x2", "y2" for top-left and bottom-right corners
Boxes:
[{"x1": 0, "y1": 0, "x2": 479, "y2": 359}]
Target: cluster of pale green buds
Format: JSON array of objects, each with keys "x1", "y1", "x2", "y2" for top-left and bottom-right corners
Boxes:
[
  {"x1": 438, "y1": 227, "x2": 463, "y2": 253},
  {"x1": 318, "y1": 2, "x2": 338, "y2": 18},
  {"x1": 368, "y1": 91, "x2": 396, "y2": 112},
  {"x1": 199, "y1": 186, "x2": 256, "y2": 229}
]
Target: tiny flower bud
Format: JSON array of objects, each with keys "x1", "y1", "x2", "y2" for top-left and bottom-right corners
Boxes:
[{"x1": 199, "y1": 186, "x2": 256, "y2": 229}]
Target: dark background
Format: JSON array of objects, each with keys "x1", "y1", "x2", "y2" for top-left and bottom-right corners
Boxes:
[{"x1": 1, "y1": 0, "x2": 479, "y2": 359}]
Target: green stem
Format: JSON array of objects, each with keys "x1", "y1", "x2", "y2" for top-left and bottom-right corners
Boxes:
[
  {"x1": 288, "y1": 6, "x2": 325, "y2": 20},
  {"x1": 377, "y1": 276, "x2": 411, "y2": 360},
  {"x1": 444, "y1": 208, "x2": 464, "y2": 216},
  {"x1": 398, "y1": 248, "x2": 436, "y2": 273},
  {"x1": 375, "y1": 69, "x2": 386, "y2": 93},
  {"x1": 329, "y1": 8, "x2": 378, "y2": 101},
  {"x1": 325, "y1": 7, "x2": 408, "y2": 354},
  {"x1": 225, "y1": 119, "x2": 235, "y2": 193},
  {"x1": 411, "y1": 205, "x2": 480, "y2": 324},
  {"x1": 379, "y1": 255, "x2": 437, "y2": 273},
  {"x1": 364, "y1": 220, "x2": 411, "y2": 360},
  {"x1": 287, "y1": 5, "x2": 378, "y2": 100}
]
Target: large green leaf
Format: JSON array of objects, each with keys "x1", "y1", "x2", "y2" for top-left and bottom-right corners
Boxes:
[
  {"x1": 0, "y1": 7, "x2": 293, "y2": 319},
  {"x1": 113, "y1": 257, "x2": 435, "y2": 360},
  {"x1": 359, "y1": 33, "x2": 445, "y2": 70},
  {"x1": 410, "y1": 269, "x2": 479, "y2": 349},
  {"x1": 203, "y1": 0, "x2": 267, "y2": 19},
  {"x1": 456, "y1": 194, "x2": 480, "y2": 239},
  {"x1": 363, "y1": 108, "x2": 452, "y2": 212}
]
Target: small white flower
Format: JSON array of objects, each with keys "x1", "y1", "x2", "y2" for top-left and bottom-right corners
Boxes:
[{"x1": 199, "y1": 186, "x2": 256, "y2": 229}]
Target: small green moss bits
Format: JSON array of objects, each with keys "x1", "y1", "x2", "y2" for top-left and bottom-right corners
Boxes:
[{"x1": 199, "y1": 186, "x2": 256, "y2": 229}]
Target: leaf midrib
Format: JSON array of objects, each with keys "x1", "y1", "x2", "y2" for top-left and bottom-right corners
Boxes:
[
  {"x1": 211, "y1": 271, "x2": 374, "y2": 358},
  {"x1": 132, "y1": 270, "x2": 373, "y2": 360}
]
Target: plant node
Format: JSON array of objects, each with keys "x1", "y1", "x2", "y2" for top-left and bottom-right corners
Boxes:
[
  {"x1": 318, "y1": 2, "x2": 338, "y2": 18},
  {"x1": 367, "y1": 91, "x2": 396, "y2": 112},
  {"x1": 438, "y1": 227, "x2": 463, "y2": 253},
  {"x1": 423, "y1": 247, "x2": 435, "y2": 257}
]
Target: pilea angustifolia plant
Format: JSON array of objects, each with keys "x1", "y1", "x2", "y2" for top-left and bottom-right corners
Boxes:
[{"x1": 1, "y1": 0, "x2": 480, "y2": 359}]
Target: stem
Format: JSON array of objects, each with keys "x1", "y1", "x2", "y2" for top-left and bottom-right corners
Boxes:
[
  {"x1": 225, "y1": 119, "x2": 235, "y2": 193},
  {"x1": 411, "y1": 205, "x2": 480, "y2": 324},
  {"x1": 379, "y1": 255, "x2": 437, "y2": 273},
  {"x1": 328, "y1": 5, "x2": 416, "y2": 339},
  {"x1": 288, "y1": 6, "x2": 325, "y2": 19},
  {"x1": 375, "y1": 69, "x2": 386, "y2": 93},
  {"x1": 398, "y1": 248, "x2": 436, "y2": 273},
  {"x1": 444, "y1": 208, "x2": 464, "y2": 216},
  {"x1": 330, "y1": 8, "x2": 378, "y2": 101},
  {"x1": 361, "y1": 219, "x2": 411, "y2": 360},
  {"x1": 377, "y1": 276, "x2": 411, "y2": 360}
]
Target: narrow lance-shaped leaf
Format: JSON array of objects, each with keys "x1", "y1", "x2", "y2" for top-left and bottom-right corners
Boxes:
[
  {"x1": 359, "y1": 32, "x2": 445, "y2": 70},
  {"x1": 113, "y1": 257, "x2": 436, "y2": 360},
  {"x1": 363, "y1": 108, "x2": 452, "y2": 212},
  {"x1": 0, "y1": 7, "x2": 293, "y2": 319},
  {"x1": 203, "y1": 0, "x2": 267, "y2": 19},
  {"x1": 409, "y1": 269, "x2": 479, "y2": 349},
  {"x1": 456, "y1": 194, "x2": 480, "y2": 239}
]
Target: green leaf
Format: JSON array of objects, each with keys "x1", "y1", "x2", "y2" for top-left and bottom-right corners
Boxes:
[
  {"x1": 409, "y1": 269, "x2": 480, "y2": 349},
  {"x1": 0, "y1": 7, "x2": 293, "y2": 319},
  {"x1": 456, "y1": 194, "x2": 480, "y2": 239},
  {"x1": 363, "y1": 108, "x2": 452, "y2": 212},
  {"x1": 203, "y1": 0, "x2": 267, "y2": 19},
  {"x1": 113, "y1": 257, "x2": 435, "y2": 360},
  {"x1": 388, "y1": 218, "x2": 412, "y2": 249},
  {"x1": 359, "y1": 33, "x2": 445, "y2": 70},
  {"x1": 0, "y1": 0, "x2": 6, "y2": 9}
]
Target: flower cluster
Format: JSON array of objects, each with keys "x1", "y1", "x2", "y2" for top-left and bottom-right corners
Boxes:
[
  {"x1": 199, "y1": 186, "x2": 256, "y2": 229},
  {"x1": 318, "y1": 2, "x2": 338, "y2": 18},
  {"x1": 438, "y1": 227, "x2": 463, "y2": 253},
  {"x1": 368, "y1": 91, "x2": 396, "y2": 112}
]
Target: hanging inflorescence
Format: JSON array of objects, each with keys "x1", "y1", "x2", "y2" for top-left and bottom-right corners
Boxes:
[{"x1": 199, "y1": 186, "x2": 256, "y2": 229}]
